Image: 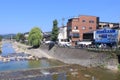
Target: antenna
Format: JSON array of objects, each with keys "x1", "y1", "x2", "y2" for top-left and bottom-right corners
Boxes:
[
  {"x1": 62, "y1": 18, "x2": 65, "y2": 26},
  {"x1": 60, "y1": 14, "x2": 80, "y2": 26}
]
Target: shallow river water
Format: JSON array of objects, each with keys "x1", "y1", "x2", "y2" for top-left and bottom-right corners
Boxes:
[
  {"x1": 1, "y1": 42, "x2": 120, "y2": 80},
  {"x1": 0, "y1": 42, "x2": 67, "y2": 80}
]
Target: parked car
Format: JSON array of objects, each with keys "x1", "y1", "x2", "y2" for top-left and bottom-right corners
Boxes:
[
  {"x1": 58, "y1": 42, "x2": 71, "y2": 47},
  {"x1": 44, "y1": 41, "x2": 55, "y2": 44}
]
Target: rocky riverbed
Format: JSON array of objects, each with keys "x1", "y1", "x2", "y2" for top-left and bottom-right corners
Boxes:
[
  {"x1": 10, "y1": 41, "x2": 119, "y2": 71},
  {"x1": 0, "y1": 64, "x2": 120, "y2": 80},
  {"x1": 0, "y1": 41, "x2": 120, "y2": 80},
  {"x1": 12, "y1": 42, "x2": 53, "y2": 59}
]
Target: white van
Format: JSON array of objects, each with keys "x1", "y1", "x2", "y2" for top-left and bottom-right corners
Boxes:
[{"x1": 77, "y1": 41, "x2": 92, "y2": 46}]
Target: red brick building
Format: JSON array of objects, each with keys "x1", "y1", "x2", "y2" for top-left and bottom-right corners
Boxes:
[{"x1": 67, "y1": 15, "x2": 99, "y2": 46}]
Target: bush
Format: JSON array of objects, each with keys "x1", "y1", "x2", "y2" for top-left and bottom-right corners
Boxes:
[{"x1": 118, "y1": 64, "x2": 120, "y2": 70}]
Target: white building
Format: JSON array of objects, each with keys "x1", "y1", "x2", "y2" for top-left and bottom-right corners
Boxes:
[
  {"x1": 58, "y1": 26, "x2": 67, "y2": 43},
  {"x1": 24, "y1": 32, "x2": 29, "y2": 38}
]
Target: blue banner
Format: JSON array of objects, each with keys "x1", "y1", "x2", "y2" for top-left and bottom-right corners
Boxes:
[{"x1": 94, "y1": 27, "x2": 118, "y2": 43}]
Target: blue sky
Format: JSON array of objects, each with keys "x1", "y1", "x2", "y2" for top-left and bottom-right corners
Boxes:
[{"x1": 0, "y1": 0, "x2": 120, "y2": 34}]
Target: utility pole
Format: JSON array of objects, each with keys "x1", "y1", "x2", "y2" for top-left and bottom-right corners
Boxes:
[{"x1": 62, "y1": 18, "x2": 65, "y2": 26}]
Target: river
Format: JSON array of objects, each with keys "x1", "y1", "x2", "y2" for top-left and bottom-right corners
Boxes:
[
  {"x1": 0, "y1": 42, "x2": 120, "y2": 80},
  {"x1": 0, "y1": 42, "x2": 67, "y2": 80}
]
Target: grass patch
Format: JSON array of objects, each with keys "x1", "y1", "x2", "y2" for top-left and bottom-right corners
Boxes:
[
  {"x1": 52, "y1": 74, "x2": 58, "y2": 80},
  {"x1": 118, "y1": 64, "x2": 120, "y2": 71}
]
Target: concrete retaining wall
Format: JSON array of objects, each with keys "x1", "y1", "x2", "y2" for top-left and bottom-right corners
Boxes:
[{"x1": 40, "y1": 45, "x2": 119, "y2": 70}]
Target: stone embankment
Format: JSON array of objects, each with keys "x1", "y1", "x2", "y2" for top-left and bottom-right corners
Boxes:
[
  {"x1": 11, "y1": 41, "x2": 119, "y2": 71},
  {"x1": 40, "y1": 44, "x2": 119, "y2": 71},
  {"x1": 12, "y1": 42, "x2": 53, "y2": 59}
]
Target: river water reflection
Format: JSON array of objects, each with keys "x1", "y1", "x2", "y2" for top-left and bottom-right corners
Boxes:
[
  {"x1": 0, "y1": 42, "x2": 67, "y2": 79},
  {"x1": 0, "y1": 42, "x2": 65, "y2": 71},
  {"x1": 0, "y1": 59, "x2": 59, "y2": 71},
  {"x1": 1, "y1": 42, "x2": 15, "y2": 56},
  {"x1": 1, "y1": 42, "x2": 120, "y2": 80}
]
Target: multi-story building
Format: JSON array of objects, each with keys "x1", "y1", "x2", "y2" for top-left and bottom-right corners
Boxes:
[
  {"x1": 24, "y1": 32, "x2": 29, "y2": 38},
  {"x1": 58, "y1": 26, "x2": 67, "y2": 43},
  {"x1": 99, "y1": 22, "x2": 119, "y2": 29},
  {"x1": 67, "y1": 15, "x2": 99, "y2": 46}
]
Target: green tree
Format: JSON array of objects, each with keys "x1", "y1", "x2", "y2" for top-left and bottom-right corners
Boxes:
[
  {"x1": 16, "y1": 33, "x2": 25, "y2": 43},
  {"x1": 16, "y1": 33, "x2": 22, "y2": 42},
  {"x1": 28, "y1": 27, "x2": 43, "y2": 48},
  {"x1": 20, "y1": 34, "x2": 25, "y2": 43},
  {"x1": 0, "y1": 35, "x2": 2, "y2": 53},
  {"x1": 51, "y1": 19, "x2": 59, "y2": 41},
  {"x1": 0, "y1": 35, "x2": 2, "y2": 42}
]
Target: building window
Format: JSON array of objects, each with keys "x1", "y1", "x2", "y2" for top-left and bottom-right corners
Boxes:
[
  {"x1": 82, "y1": 20, "x2": 86, "y2": 22},
  {"x1": 72, "y1": 33, "x2": 80, "y2": 38},
  {"x1": 89, "y1": 27, "x2": 92, "y2": 29},
  {"x1": 82, "y1": 26, "x2": 86, "y2": 30},
  {"x1": 89, "y1": 20, "x2": 94, "y2": 23},
  {"x1": 74, "y1": 26, "x2": 78, "y2": 30}
]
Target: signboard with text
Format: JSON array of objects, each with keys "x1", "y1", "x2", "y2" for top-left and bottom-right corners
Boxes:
[{"x1": 94, "y1": 27, "x2": 118, "y2": 43}]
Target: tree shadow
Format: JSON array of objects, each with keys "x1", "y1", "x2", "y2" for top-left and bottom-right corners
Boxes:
[
  {"x1": 27, "y1": 45, "x2": 40, "y2": 49},
  {"x1": 27, "y1": 47, "x2": 33, "y2": 50},
  {"x1": 48, "y1": 43, "x2": 55, "y2": 50}
]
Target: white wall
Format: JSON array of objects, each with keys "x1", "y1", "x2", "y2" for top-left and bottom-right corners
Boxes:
[{"x1": 58, "y1": 27, "x2": 67, "y2": 42}]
